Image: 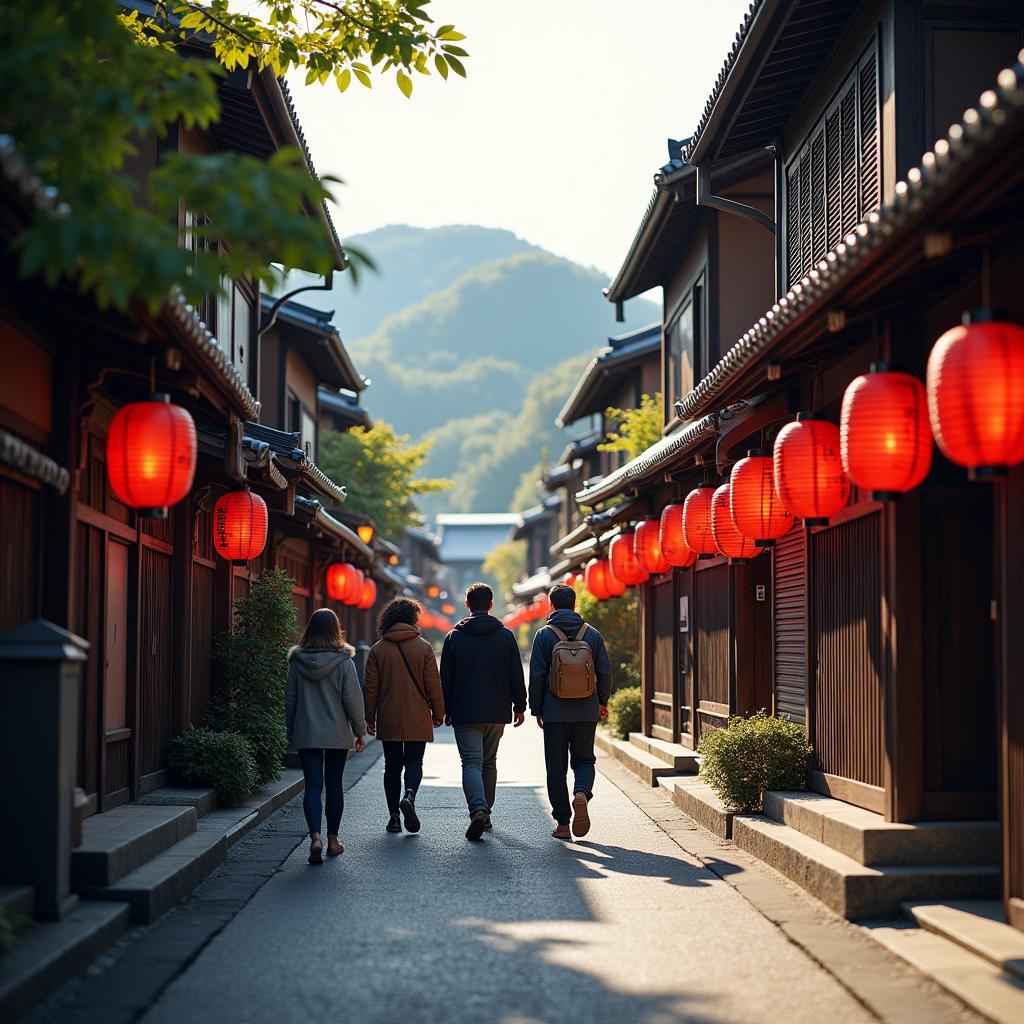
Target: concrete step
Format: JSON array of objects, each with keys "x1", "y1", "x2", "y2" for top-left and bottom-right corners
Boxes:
[
  {"x1": 0, "y1": 900, "x2": 129, "y2": 1021},
  {"x1": 762, "y1": 790, "x2": 1000, "y2": 867},
  {"x1": 905, "y1": 900, "x2": 1024, "y2": 981},
  {"x1": 595, "y1": 731, "x2": 678, "y2": 786},
  {"x1": 82, "y1": 830, "x2": 227, "y2": 924},
  {"x1": 72, "y1": 804, "x2": 197, "y2": 888},
  {"x1": 657, "y1": 775, "x2": 735, "y2": 839},
  {"x1": 137, "y1": 785, "x2": 218, "y2": 818},
  {"x1": 628, "y1": 733, "x2": 701, "y2": 772},
  {"x1": 866, "y1": 921, "x2": 1024, "y2": 1024},
  {"x1": 732, "y1": 815, "x2": 1000, "y2": 920},
  {"x1": 0, "y1": 885, "x2": 34, "y2": 921}
]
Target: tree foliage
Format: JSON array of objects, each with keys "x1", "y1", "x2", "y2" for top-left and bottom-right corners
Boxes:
[
  {"x1": 482, "y1": 539, "x2": 527, "y2": 600},
  {"x1": 574, "y1": 585, "x2": 640, "y2": 690},
  {"x1": 318, "y1": 422, "x2": 450, "y2": 542},
  {"x1": 599, "y1": 393, "x2": 663, "y2": 461},
  {"x1": 0, "y1": 1, "x2": 467, "y2": 311}
]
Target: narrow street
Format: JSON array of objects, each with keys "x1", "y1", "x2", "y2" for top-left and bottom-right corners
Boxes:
[{"x1": 137, "y1": 726, "x2": 871, "y2": 1024}]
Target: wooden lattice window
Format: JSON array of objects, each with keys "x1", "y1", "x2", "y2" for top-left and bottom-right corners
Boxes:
[{"x1": 785, "y1": 43, "x2": 879, "y2": 288}]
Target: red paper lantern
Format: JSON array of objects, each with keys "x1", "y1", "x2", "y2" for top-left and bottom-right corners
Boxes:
[
  {"x1": 106, "y1": 394, "x2": 197, "y2": 517},
  {"x1": 840, "y1": 364, "x2": 932, "y2": 499},
  {"x1": 927, "y1": 313, "x2": 1024, "y2": 479},
  {"x1": 683, "y1": 485, "x2": 718, "y2": 556},
  {"x1": 213, "y1": 490, "x2": 268, "y2": 562},
  {"x1": 635, "y1": 516, "x2": 670, "y2": 574},
  {"x1": 729, "y1": 450, "x2": 793, "y2": 546},
  {"x1": 658, "y1": 503, "x2": 697, "y2": 568},
  {"x1": 326, "y1": 562, "x2": 362, "y2": 604},
  {"x1": 711, "y1": 483, "x2": 763, "y2": 563},
  {"x1": 563, "y1": 572, "x2": 580, "y2": 588},
  {"x1": 602, "y1": 557, "x2": 626, "y2": 597},
  {"x1": 610, "y1": 531, "x2": 649, "y2": 586},
  {"x1": 774, "y1": 415, "x2": 851, "y2": 526},
  {"x1": 585, "y1": 559, "x2": 610, "y2": 600},
  {"x1": 357, "y1": 577, "x2": 377, "y2": 611}
]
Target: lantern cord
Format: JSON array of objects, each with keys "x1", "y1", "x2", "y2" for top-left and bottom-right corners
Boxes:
[{"x1": 981, "y1": 239, "x2": 991, "y2": 309}]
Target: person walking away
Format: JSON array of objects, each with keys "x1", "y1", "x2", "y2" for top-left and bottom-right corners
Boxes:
[
  {"x1": 364, "y1": 597, "x2": 445, "y2": 834},
  {"x1": 528, "y1": 584, "x2": 612, "y2": 840},
  {"x1": 440, "y1": 582, "x2": 527, "y2": 841},
  {"x1": 286, "y1": 608, "x2": 367, "y2": 864}
]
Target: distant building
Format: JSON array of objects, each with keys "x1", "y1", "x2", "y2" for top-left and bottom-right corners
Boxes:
[{"x1": 435, "y1": 513, "x2": 520, "y2": 596}]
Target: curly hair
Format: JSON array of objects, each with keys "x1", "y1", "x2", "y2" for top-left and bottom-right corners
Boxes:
[{"x1": 377, "y1": 596, "x2": 422, "y2": 636}]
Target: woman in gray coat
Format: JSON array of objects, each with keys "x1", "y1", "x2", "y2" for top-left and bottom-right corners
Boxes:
[{"x1": 286, "y1": 608, "x2": 367, "y2": 864}]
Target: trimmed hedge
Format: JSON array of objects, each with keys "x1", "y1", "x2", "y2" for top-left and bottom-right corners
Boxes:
[
  {"x1": 698, "y1": 710, "x2": 811, "y2": 812},
  {"x1": 168, "y1": 726, "x2": 258, "y2": 807},
  {"x1": 605, "y1": 686, "x2": 642, "y2": 739}
]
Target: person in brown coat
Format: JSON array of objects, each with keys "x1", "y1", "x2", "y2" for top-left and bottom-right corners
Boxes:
[{"x1": 364, "y1": 597, "x2": 445, "y2": 834}]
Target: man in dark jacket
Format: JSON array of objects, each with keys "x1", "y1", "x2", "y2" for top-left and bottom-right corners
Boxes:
[
  {"x1": 529, "y1": 583, "x2": 612, "y2": 840},
  {"x1": 440, "y1": 582, "x2": 527, "y2": 840}
]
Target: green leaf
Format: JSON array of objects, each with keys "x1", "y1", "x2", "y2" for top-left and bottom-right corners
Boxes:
[
  {"x1": 434, "y1": 53, "x2": 448, "y2": 80},
  {"x1": 439, "y1": 30, "x2": 466, "y2": 41},
  {"x1": 335, "y1": 68, "x2": 351, "y2": 92},
  {"x1": 446, "y1": 54, "x2": 467, "y2": 77},
  {"x1": 441, "y1": 44, "x2": 468, "y2": 57},
  {"x1": 396, "y1": 69, "x2": 412, "y2": 98},
  {"x1": 353, "y1": 66, "x2": 372, "y2": 88}
]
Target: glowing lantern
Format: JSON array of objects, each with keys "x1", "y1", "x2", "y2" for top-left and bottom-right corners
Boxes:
[
  {"x1": 729, "y1": 450, "x2": 793, "y2": 546},
  {"x1": 212, "y1": 490, "x2": 268, "y2": 562},
  {"x1": 711, "y1": 483, "x2": 762, "y2": 563},
  {"x1": 840, "y1": 364, "x2": 932, "y2": 499},
  {"x1": 357, "y1": 523, "x2": 375, "y2": 544},
  {"x1": 610, "y1": 531, "x2": 649, "y2": 586},
  {"x1": 585, "y1": 559, "x2": 610, "y2": 600},
  {"x1": 683, "y1": 485, "x2": 718, "y2": 556},
  {"x1": 774, "y1": 415, "x2": 851, "y2": 526},
  {"x1": 326, "y1": 562, "x2": 362, "y2": 604},
  {"x1": 357, "y1": 577, "x2": 378, "y2": 611},
  {"x1": 658, "y1": 503, "x2": 697, "y2": 568},
  {"x1": 106, "y1": 394, "x2": 197, "y2": 517},
  {"x1": 635, "y1": 516, "x2": 670, "y2": 574},
  {"x1": 564, "y1": 572, "x2": 581, "y2": 588},
  {"x1": 927, "y1": 313, "x2": 1024, "y2": 479}
]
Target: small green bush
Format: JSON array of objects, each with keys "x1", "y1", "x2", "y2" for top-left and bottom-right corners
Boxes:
[
  {"x1": 698, "y1": 710, "x2": 811, "y2": 812},
  {"x1": 169, "y1": 726, "x2": 258, "y2": 807},
  {"x1": 606, "y1": 686, "x2": 642, "y2": 739},
  {"x1": 0, "y1": 908, "x2": 21, "y2": 962}
]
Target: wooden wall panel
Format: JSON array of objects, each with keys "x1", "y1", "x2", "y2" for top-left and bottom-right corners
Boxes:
[
  {"x1": 74, "y1": 521, "x2": 103, "y2": 797},
  {"x1": 773, "y1": 526, "x2": 807, "y2": 724},
  {"x1": 139, "y1": 547, "x2": 173, "y2": 779},
  {"x1": 650, "y1": 574, "x2": 676, "y2": 741},
  {"x1": 0, "y1": 474, "x2": 40, "y2": 633},
  {"x1": 696, "y1": 562, "x2": 731, "y2": 733},
  {"x1": 812, "y1": 512, "x2": 885, "y2": 792},
  {"x1": 190, "y1": 562, "x2": 216, "y2": 721}
]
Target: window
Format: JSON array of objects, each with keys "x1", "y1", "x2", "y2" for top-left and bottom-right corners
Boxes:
[
  {"x1": 785, "y1": 42, "x2": 879, "y2": 288},
  {"x1": 665, "y1": 278, "x2": 703, "y2": 416}
]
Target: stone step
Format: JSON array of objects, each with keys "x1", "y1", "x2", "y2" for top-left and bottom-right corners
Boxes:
[
  {"x1": 595, "y1": 731, "x2": 678, "y2": 786},
  {"x1": 904, "y1": 900, "x2": 1024, "y2": 981},
  {"x1": 628, "y1": 733, "x2": 701, "y2": 772},
  {"x1": 0, "y1": 885, "x2": 34, "y2": 921},
  {"x1": 866, "y1": 921, "x2": 1024, "y2": 1024},
  {"x1": 136, "y1": 785, "x2": 218, "y2": 818},
  {"x1": 0, "y1": 901, "x2": 130, "y2": 1021},
  {"x1": 732, "y1": 815, "x2": 1000, "y2": 920},
  {"x1": 82, "y1": 830, "x2": 227, "y2": 925},
  {"x1": 657, "y1": 776, "x2": 734, "y2": 839},
  {"x1": 72, "y1": 804, "x2": 197, "y2": 889},
  {"x1": 762, "y1": 790, "x2": 1000, "y2": 867}
]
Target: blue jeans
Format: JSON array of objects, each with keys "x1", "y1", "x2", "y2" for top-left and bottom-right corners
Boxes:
[
  {"x1": 453, "y1": 724, "x2": 504, "y2": 815},
  {"x1": 298, "y1": 748, "x2": 348, "y2": 836},
  {"x1": 381, "y1": 741, "x2": 426, "y2": 813}
]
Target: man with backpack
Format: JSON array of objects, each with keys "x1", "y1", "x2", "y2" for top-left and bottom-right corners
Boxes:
[
  {"x1": 440, "y1": 582, "x2": 527, "y2": 840},
  {"x1": 528, "y1": 583, "x2": 612, "y2": 840}
]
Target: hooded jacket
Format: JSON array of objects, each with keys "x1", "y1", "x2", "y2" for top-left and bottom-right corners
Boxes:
[
  {"x1": 439, "y1": 611, "x2": 527, "y2": 726},
  {"x1": 285, "y1": 644, "x2": 366, "y2": 750},
  {"x1": 528, "y1": 608, "x2": 613, "y2": 723},
  {"x1": 364, "y1": 623, "x2": 445, "y2": 742}
]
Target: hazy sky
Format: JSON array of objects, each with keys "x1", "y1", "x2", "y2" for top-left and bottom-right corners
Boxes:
[{"x1": 288, "y1": 0, "x2": 750, "y2": 278}]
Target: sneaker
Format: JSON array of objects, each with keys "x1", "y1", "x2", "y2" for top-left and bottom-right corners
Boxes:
[
  {"x1": 571, "y1": 792, "x2": 591, "y2": 837},
  {"x1": 551, "y1": 823, "x2": 572, "y2": 840},
  {"x1": 466, "y1": 810, "x2": 489, "y2": 841},
  {"x1": 400, "y1": 791, "x2": 421, "y2": 833},
  {"x1": 386, "y1": 813, "x2": 402, "y2": 833}
]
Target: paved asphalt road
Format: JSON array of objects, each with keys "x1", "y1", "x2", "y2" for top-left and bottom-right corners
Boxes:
[{"x1": 140, "y1": 725, "x2": 872, "y2": 1024}]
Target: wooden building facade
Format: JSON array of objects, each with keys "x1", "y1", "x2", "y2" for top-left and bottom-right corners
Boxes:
[{"x1": 552, "y1": 0, "x2": 1024, "y2": 929}]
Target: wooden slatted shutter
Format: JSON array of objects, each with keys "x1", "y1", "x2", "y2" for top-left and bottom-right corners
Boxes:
[
  {"x1": 784, "y1": 40, "x2": 881, "y2": 290},
  {"x1": 773, "y1": 526, "x2": 807, "y2": 725}
]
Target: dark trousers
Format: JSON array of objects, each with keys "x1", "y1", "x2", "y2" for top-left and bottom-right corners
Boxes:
[
  {"x1": 542, "y1": 721, "x2": 597, "y2": 824},
  {"x1": 382, "y1": 740, "x2": 426, "y2": 812},
  {"x1": 298, "y1": 748, "x2": 349, "y2": 836}
]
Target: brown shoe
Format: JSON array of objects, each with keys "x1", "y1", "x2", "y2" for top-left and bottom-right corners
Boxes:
[
  {"x1": 551, "y1": 823, "x2": 571, "y2": 840},
  {"x1": 327, "y1": 835, "x2": 344, "y2": 856},
  {"x1": 466, "y1": 810, "x2": 489, "y2": 841},
  {"x1": 571, "y1": 792, "x2": 591, "y2": 838},
  {"x1": 308, "y1": 834, "x2": 324, "y2": 864}
]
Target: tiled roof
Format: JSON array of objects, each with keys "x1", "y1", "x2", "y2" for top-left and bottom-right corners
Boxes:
[{"x1": 0, "y1": 428, "x2": 69, "y2": 494}]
